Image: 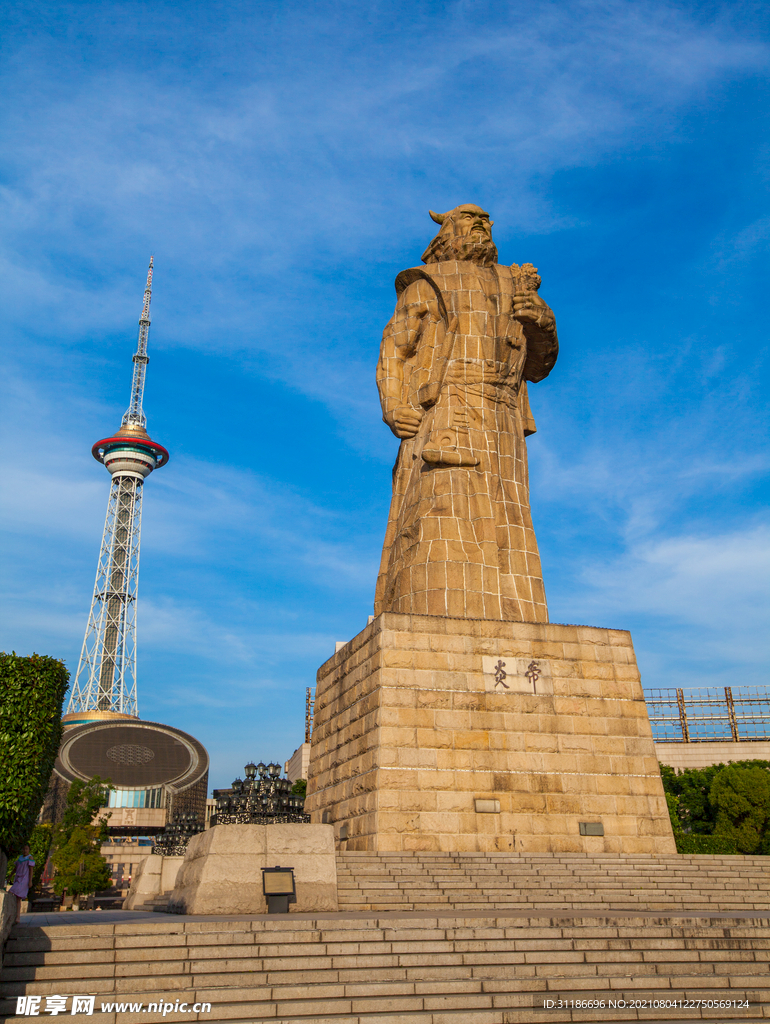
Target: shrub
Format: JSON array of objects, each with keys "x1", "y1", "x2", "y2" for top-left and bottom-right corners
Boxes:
[
  {"x1": 0, "y1": 653, "x2": 69, "y2": 858},
  {"x1": 675, "y1": 833, "x2": 737, "y2": 855}
]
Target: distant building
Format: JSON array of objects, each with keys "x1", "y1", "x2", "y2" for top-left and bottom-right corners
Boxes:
[
  {"x1": 205, "y1": 798, "x2": 217, "y2": 828},
  {"x1": 647, "y1": 686, "x2": 770, "y2": 770},
  {"x1": 100, "y1": 837, "x2": 153, "y2": 893},
  {"x1": 43, "y1": 718, "x2": 209, "y2": 835},
  {"x1": 655, "y1": 741, "x2": 770, "y2": 770},
  {"x1": 284, "y1": 742, "x2": 310, "y2": 783}
]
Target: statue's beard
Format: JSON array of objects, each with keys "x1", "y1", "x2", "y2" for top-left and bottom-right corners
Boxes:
[{"x1": 422, "y1": 232, "x2": 498, "y2": 267}]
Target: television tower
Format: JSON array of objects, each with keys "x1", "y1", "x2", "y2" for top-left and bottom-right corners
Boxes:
[{"x1": 66, "y1": 258, "x2": 169, "y2": 720}]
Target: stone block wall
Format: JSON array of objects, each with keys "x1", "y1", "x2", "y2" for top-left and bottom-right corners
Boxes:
[{"x1": 304, "y1": 612, "x2": 676, "y2": 854}]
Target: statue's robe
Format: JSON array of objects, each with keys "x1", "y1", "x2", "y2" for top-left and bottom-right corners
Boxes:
[{"x1": 375, "y1": 259, "x2": 558, "y2": 622}]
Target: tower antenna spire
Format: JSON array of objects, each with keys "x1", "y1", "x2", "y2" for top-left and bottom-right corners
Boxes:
[
  {"x1": 122, "y1": 255, "x2": 154, "y2": 429},
  {"x1": 67, "y1": 258, "x2": 169, "y2": 721}
]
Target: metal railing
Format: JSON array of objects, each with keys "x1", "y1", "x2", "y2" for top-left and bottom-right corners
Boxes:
[{"x1": 645, "y1": 686, "x2": 770, "y2": 743}]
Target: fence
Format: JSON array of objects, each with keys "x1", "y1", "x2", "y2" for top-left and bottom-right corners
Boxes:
[{"x1": 645, "y1": 686, "x2": 770, "y2": 743}]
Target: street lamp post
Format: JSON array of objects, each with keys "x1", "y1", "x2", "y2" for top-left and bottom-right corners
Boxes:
[
  {"x1": 214, "y1": 761, "x2": 310, "y2": 825},
  {"x1": 152, "y1": 812, "x2": 205, "y2": 856}
]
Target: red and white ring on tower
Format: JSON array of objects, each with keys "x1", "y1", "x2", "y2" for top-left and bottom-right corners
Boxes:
[{"x1": 92, "y1": 426, "x2": 170, "y2": 480}]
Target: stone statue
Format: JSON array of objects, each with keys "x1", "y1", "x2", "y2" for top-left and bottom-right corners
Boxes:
[{"x1": 375, "y1": 204, "x2": 559, "y2": 621}]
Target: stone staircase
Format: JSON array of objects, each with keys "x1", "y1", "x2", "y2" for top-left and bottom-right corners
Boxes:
[
  {"x1": 2, "y1": 910, "x2": 770, "y2": 1022},
  {"x1": 143, "y1": 891, "x2": 173, "y2": 914},
  {"x1": 150, "y1": 892, "x2": 174, "y2": 914},
  {"x1": 122, "y1": 891, "x2": 172, "y2": 914},
  {"x1": 2, "y1": 853, "x2": 769, "y2": 1022},
  {"x1": 336, "y1": 851, "x2": 770, "y2": 913}
]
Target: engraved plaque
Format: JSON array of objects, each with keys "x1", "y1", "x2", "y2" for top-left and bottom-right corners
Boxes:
[{"x1": 481, "y1": 656, "x2": 553, "y2": 694}]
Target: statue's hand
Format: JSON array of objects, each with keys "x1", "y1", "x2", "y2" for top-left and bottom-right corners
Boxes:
[
  {"x1": 388, "y1": 406, "x2": 424, "y2": 439},
  {"x1": 513, "y1": 291, "x2": 546, "y2": 324}
]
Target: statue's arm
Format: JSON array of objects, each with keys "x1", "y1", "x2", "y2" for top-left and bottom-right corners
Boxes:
[
  {"x1": 513, "y1": 291, "x2": 559, "y2": 383},
  {"x1": 377, "y1": 279, "x2": 438, "y2": 439}
]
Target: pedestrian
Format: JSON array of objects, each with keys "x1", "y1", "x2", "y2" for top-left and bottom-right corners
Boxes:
[{"x1": 9, "y1": 845, "x2": 35, "y2": 923}]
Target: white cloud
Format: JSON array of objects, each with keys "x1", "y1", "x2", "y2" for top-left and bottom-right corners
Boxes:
[{"x1": 584, "y1": 524, "x2": 770, "y2": 645}]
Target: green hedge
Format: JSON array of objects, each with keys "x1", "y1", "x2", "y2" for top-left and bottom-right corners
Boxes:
[
  {"x1": 675, "y1": 833, "x2": 738, "y2": 855},
  {"x1": 0, "y1": 653, "x2": 70, "y2": 857}
]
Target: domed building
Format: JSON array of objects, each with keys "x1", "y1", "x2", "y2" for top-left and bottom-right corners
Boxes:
[{"x1": 44, "y1": 714, "x2": 209, "y2": 836}]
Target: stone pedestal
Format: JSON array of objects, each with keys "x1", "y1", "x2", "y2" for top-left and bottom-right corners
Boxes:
[
  {"x1": 168, "y1": 823, "x2": 337, "y2": 915},
  {"x1": 305, "y1": 612, "x2": 676, "y2": 854}
]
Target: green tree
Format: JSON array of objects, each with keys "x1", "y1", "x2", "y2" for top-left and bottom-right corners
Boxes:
[
  {"x1": 0, "y1": 653, "x2": 69, "y2": 859},
  {"x1": 710, "y1": 764, "x2": 770, "y2": 855},
  {"x1": 51, "y1": 777, "x2": 113, "y2": 898},
  {"x1": 661, "y1": 760, "x2": 770, "y2": 855},
  {"x1": 659, "y1": 763, "x2": 722, "y2": 835},
  {"x1": 291, "y1": 779, "x2": 307, "y2": 799}
]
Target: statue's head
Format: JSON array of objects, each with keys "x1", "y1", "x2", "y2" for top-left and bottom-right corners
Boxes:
[{"x1": 421, "y1": 204, "x2": 498, "y2": 266}]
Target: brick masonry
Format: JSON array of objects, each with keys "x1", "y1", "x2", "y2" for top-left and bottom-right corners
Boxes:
[{"x1": 305, "y1": 612, "x2": 677, "y2": 855}]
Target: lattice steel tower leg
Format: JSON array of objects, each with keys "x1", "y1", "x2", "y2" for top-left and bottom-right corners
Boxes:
[{"x1": 66, "y1": 259, "x2": 169, "y2": 722}]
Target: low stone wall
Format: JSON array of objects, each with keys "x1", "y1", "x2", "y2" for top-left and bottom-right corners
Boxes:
[
  {"x1": 168, "y1": 823, "x2": 337, "y2": 915},
  {"x1": 656, "y1": 739, "x2": 770, "y2": 770},
  {"x1": 0, "y1": 892, "x2": 17, "y2": 951}
]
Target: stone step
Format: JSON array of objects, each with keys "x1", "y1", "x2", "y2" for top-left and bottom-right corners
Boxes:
[
  {"x1": 336, "y1": 867, "x2": 763, "y2": 876},
  {"x1": 2, "y1": 980, "x2": 769, "y2": 1023},
  {"x1": 4, "y1": 907, "x2": 770, "y2": 1022},
  {"x1": 332, "y1": 851, "x2": 770, "y2": 914},
  {"x1": 6, "y1": 905, "x2": 770, "y2": 1015},
  {"x1": 149, "y1": 891, "x2": 173, "y2": 913},
  {"x1": 336, "y1": 877, "x2": 764, "y2": 884},
  {"x1": 4, "y1": 917, "x2": 769, "y2": 961},
  {"x1": 335, "y1": 878, "x2": 763, "y2": 888},
  {"x1": 336, "y1": 880, "x2": 768, "y2": 887},
  {"x1": 8, "y1": 927, "x2": 770, "y2": 960},
  {"x1": 7, "y1": 943, "x2": 770, "y2": 976},
  {"x1": 337, "y1": 868, "x2": 756, "y2": 873},
  {"x1": 336, "y1": 853, "x2": 763, "y2": 865},
  {"x1": 125, "y1": 890, "x2": 174, "y2": 914},
  {"x1": 336, "y1": 893, "x2": 770, "y2": 903},
  {"x1": 333, "y1": 868, "x2": 765, "y2": 876},
  {"x1": 333, "y1": 876, "x2": 765, "y2": 884}
]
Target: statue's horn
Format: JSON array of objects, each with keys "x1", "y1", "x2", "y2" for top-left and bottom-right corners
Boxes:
[{"x1": 429, "y1": 210, "x2": 446, "y2": 225}]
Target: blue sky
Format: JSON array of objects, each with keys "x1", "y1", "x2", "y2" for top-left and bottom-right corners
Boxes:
[{"x1": 1, "y1": 0, "x2": 768, "y2": 790}]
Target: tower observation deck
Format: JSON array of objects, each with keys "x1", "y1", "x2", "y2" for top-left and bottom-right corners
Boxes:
[{"x1": 65, "y1": 258, "x2": 169, "y2": 724}]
